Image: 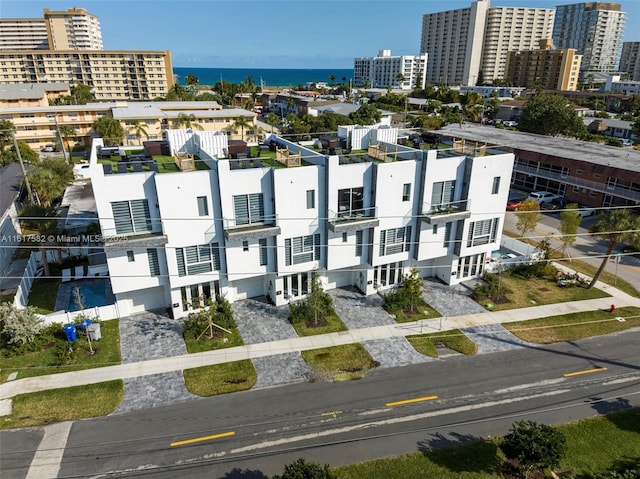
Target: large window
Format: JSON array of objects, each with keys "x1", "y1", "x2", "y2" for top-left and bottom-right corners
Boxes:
[
  {"x1": 111, "y1": 199, "x2": 152, "y2": 234},
  {"x1": 431, "y1": 180, "x2": 456, "y2": 208},
  {"x1": 379, "y1": 226, "x2": 412, "y2": 256},
  {"x1": 338, "y1": 187, "x2": 364, "y2": 217},
  {"x1": 467, "y1": 218, "x2": 499, "y2": 247},
  {"x1": 233, "y1": 193, "x2": 264, "y2": 226},
  {"x1": 285, "y1": 234, "x2": 321, "y2": 266},
  {"x1": 176, "y1": 243, "x2": 221, "y2": 276}
]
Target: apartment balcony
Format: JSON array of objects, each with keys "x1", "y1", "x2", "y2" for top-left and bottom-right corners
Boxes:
[
  {"x1": 223, "y1": 215, "x2": 281, "y2": 242},
  {"x1": 102, "y1": 221, "x2": 167, "y2": 252},
  {"x1": 420, "y1": 200, "x2": 471, "y2": 225},
  {"x1": 328, "y1": 207, "x2": 379, "y2": 233}
]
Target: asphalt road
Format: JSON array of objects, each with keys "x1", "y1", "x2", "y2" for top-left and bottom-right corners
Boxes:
[
  {"x1": 503, "y1": 210, "x2": 640, "y2": 287},
  {"x1": 2, "y1": 329, "x2": 640, "y2": 478}
]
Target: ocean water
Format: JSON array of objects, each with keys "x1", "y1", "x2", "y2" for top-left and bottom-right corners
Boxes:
[{"x1": 173, "y1": 67, "x2": 354, "y2": 88}]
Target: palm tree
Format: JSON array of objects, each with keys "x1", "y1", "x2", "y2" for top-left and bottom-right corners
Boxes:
[
  {"x1": 233, "y1": 116, "x2": 251, "y2": 141},
  {"x1": 396, "y1": 73, "x2": 405, "y2": 87},
  {"x1": 587, "y1": 209, "x2": 640, "y2": 288},
  {"x1": 265, "y1": 112, "x2": 280, "y2": 133},
  {"x1": 172, "y1": 113, "x2": 203, "y2": 130},
  {"x1": 19, "y1": 204, "x2": 59, "y2": 276},
  {"x1": 58, "y1": 124, "x2": 76, "y2": 162},
  {"x1": 328, "y1": 74, "x2": 336, "y2": 85},
  {"x1": 127, "y1": 120, "x2": 149, "y2": 145}
]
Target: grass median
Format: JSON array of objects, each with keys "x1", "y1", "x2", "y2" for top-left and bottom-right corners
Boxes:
[
  {"x1": 407, "y1": 330, "x2": 477, "y2": 357},
  {"x1": 503, "y1": 306, "x2": 640, "y2": 343},
  {"x1": 183, "y1": 360, "x2": 257, "y2": 396},
  {"x1": 302, "y1": 344, "x2": 377, "y2": 381},
  {"x1": 1, "y1": 380, "x2": 123, "y2": 429},
  {"x1": 333, "y1": 408, "x2": 640, "y2": 478}
]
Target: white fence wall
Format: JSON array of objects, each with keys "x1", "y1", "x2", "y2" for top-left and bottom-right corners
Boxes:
[
  {"x1": 41, "y1": 304, "x2": 120, "y2": 326},
  {"x1": 13, "y1": 252, "x2": 38, "y2": 309}
]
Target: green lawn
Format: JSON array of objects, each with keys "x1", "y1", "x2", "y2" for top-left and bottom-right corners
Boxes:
[
  {"x1": 407, "y1": 330, "x2": 478, "y2": 357},
  {"x1": 473, "y1": 271, "x2": 609, "y2": 311},
  {"x1": 387, "y1": 303, "x2": 442, "y2": 323},
  {"x1": 0, "y1": 319, "x2": 122, "y2": 383},
  {"x1": 183, "y1": 328, "x2": 244, "y2": 354},
  {"x1": 183, "y1": 360, "x2": 257, "y2": 396},
  {"x1": 290, "y1": 314, "x2": 348, "y2": 336},
  {"x1": 27, "y1": 277, "x2": 60, "y2": 314},
  {"x1": 503, "y1": 306, "x2": 640, "y2": 343},
  {"x1": 1, "y1": 381, "x2": 123, "y2": 429},
  {"x1": 334, "y1": 409, "x2": 640, "y2": 479},
  {"x1": 302, "y1": 344, "x2": 377, "y2": 381}
]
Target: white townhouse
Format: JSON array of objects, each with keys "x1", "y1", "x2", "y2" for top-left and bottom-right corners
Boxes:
[{"x1": 87, "y1": 128, "x2": 514, "y2": 319}]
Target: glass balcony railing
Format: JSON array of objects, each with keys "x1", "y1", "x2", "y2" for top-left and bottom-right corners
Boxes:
[
  {"x1": 421, "y1": 200, "x2": 471, "y2": 225},
  {"x1": 223, "y1": 215, "x2": 281, "y2": 241},
  {"x1": 328, "y1": 207, "x2": 379, "y2": 232}
]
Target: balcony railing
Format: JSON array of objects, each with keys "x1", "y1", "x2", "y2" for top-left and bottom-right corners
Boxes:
[
  {"x1": 102, "y1": 220, "x2": 167, "y2": 251},
  {"x1": 328, "y1": 207, "x2": 379, "y2": 232},
  {"x1": 421, "y1": 199, "x2": 471, "y2": 225},
  {"x1": 223, "y1": 215, "x2": 281, "y2": 241}
]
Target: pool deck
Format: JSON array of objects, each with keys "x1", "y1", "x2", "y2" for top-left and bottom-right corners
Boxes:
[{"x1": 54, "y1": 278, "x2": 115, "y2": 313}]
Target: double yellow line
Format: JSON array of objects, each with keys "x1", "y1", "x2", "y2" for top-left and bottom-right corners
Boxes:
[{"x1": 170, "y1": 431, "x2": 235, "y2": 447}]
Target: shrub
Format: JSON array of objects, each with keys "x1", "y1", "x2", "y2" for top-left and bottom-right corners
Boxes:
[
  {"x1": 182, "y1": 296, "x2": 237, "y2": 340},
  {"x1": 383, "y1": 269, "x2": 425, "y2": 313}
]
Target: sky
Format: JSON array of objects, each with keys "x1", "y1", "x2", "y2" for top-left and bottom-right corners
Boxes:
[{"x1": 2, "y1": 0, "x2": 640, "y2": 69}]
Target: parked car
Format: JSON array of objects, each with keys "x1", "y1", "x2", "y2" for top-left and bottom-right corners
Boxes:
[
  {"x1": 540, "y1": 198, "x2": 567, "y2": 211},
  {"x1": 41, "y1": 144, "x2": 55, "y2": 152},
  {"x1": 576, "y1": 204, "x2": 597, "y2": 217},
  {"x1": 622, "y1": 139, "x2": 633, "y2": 147},
  {"x1": 527, "y1": 191, "x2": 562, "y2": 204},
  {"x1": 506, "y1": 194, "x2": 527, "y2": 211},
  {"x1": 503, "y1": 120, "x2": 518, "y2": 128}
]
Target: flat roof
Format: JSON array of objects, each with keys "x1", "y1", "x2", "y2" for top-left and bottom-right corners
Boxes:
[
  {"x1": 0, "y1": 82, "x2": 68, "y2": 100},
  {"x1": 439, "y1": 123, "x2": 640, "y2": 173}
]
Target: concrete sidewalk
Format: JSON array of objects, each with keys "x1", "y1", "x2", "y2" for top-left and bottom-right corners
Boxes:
[{"x1": 2, "y1": 277, "x2": 638, "y2": 404}]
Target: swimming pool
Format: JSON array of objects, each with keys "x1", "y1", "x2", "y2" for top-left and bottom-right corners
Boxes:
[{"x1": 68, "y1": 280, "x2": 108, "y2": 311}]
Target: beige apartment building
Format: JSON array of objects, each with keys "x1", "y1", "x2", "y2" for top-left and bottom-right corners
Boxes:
[
  {"x1": 420, "y1": 0, "x2": 555, "y2": 86},
  {"x1": 0, "y1": 101, "x2": 255, "y2": 151},
  {"x1": 0, "y1": 8, "x2": 102, "y2": 51},
  {"x1": 0, "y1": 50, "x2": 174, "y2": 100},
  {"x1": 505, "y1": 39, "x2": 582, "y2": 91},
  {"x1": 620, "y1": 42, "x2": 640, "y2": 81},
  {"x1": 481, "y1": 6, "x2": 555, "y2": 83}
]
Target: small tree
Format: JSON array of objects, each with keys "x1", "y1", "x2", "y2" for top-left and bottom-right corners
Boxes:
[
  {"x1": 265, "y1": 112, "x2": 280, "y2": 133},
  {"x1": 92, "y1": 116, "x2": 125, "y2": 146},
  {"x1": 0, "y1": 303, "x2": 44, "y2": 346},
  {"x1": 501, "y1": 420, "x2": 566, "y2": 478},
  {"x1": 272, "y1": 457, "x2": 335, "y2": 479},
  {"x1": 515, "y1": 199, "x2": 541, "y2": 238},
  {"x1": 559, "y1": 203, "x2": 582, "y2": 258},
  {"x1": 305, "y1": 271, "x2": 329, "y2": 326}
]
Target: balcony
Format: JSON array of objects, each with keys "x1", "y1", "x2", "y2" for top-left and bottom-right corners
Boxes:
[
  {"x1": 421, "y1": 199, "x2": 471, "y2": 225},
  {"x1": 328, "y1": 207, "x2": 379, "y2": 233},
  {"x1": 102, "y1": 220, "x2": 167, "y2": 252},
  {"x1": 223, "y1": 215, "x2": 280, "y2": 242}
]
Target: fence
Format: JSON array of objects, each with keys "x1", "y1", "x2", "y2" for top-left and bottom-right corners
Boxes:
[
  {"x1": 41, "y1": 304, "x2": 120, "y2": 326},
  {"x1": 12, "y1": 252, "x2": 39, "y2": 309}
]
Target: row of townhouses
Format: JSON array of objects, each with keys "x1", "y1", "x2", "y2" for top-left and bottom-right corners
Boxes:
[{"x1": 86, "y1": 127, "x2": 514, "y2": 319}]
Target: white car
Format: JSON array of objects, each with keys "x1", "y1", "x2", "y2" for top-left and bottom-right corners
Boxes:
[
  {"x1": 576, "y1": 205, "x2": 597, "y2": 217},
  {"x1": 503, "y1": 120, "x2": 518, "y2": 127},
  {"x1": 527, "y1": 191, "x2": 561, "y2": 204}
]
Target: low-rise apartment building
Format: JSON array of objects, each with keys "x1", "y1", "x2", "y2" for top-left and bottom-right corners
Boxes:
[
  {"x1": 354, "y1": 50, "x2": 427, "y2": 90},
  {"x1": 86, "y1": 128, "x2": 514, "y2": 319},
  {"x1": 603, "y1": 75, "x2": 640, "y2": 95},
  {"x1": 1, "y1": 102, "x2": 254, "y2": 151},
  {"x1": 439, "y1": 123, "x2": 640, "y2": 209}
]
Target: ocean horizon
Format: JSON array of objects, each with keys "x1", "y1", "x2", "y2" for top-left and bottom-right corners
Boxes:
[{"x1": 173, "y1": 67, "x2": 354, "y2": 88}]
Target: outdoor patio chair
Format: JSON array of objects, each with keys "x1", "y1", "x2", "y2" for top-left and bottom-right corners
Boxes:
[
  {"x1": 132, "y1": 161, "x2": 143, "y2": 172},
  {"x1": 74, "y1": 265, "x2": 84, "y2": 279},
  {"x1": 117, "y1": 163, "x2": 128, "y2": 174},
  {"x1": 61, "y1": 268, "x2": 72, "y2": 282},
  {"x1": 148, "y1": 160, "x2": 159, "y2": 173},
  {"x1": 102, "y1": 163, "x2": 113, "y2": 175},
  {"x1": 253, "y1": 158, "x2": 264, "y2": 168}
]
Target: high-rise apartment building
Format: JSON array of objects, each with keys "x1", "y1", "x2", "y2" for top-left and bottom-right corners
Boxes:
[
  {"x1": 0, "y1": 50, "x2": 174, "y2": 100},
  {"x1": 0, "y1": 8, "x2": 102, "y2": 51},
  {"x1": 552, "y1": 3, "x2": 626, "y2": 81},
  {"x1": 620, "y1": 42, "x2": 640, "y2": 81},
  {"x1": 44, "y1": 8, "x2": 103, "y2": 50},
  {"x1": 505, "y1": 39, "x2": 583, "y2": 91},
  {"x1": 481, "y1": 7, "x2": 555, "y2": 83},
  {"x1": 354, "y1": 50, "x2": 427, "y2": 90},
  {"x1": 420, "y1": 0, "x2": 490, "y2": 86},
  {"x1": 420, "y1": 0, "x2": 554, "y2": 86}
]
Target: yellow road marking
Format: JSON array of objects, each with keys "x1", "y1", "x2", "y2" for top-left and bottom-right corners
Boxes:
[
  {"x1": 386, "y1": 395, "x2": 438, "y2": 407},
  {"x1": 321, "y1": 411, "x2": 342, "y2": 418},
  {"x1": 170, "y1": 431, "x2": 235, "y2": 447},
  {"x1": 563, "y1": 367, "x2": 607, "y2": 378}
]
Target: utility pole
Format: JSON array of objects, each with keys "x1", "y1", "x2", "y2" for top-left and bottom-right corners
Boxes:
[{"x1": 52, "y1": 115, "x2": 70, "y2": 164}]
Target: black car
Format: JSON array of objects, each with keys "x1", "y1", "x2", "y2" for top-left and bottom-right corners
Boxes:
[{"x1": 540, "y1": 198, "x2": 567, "y2": 211}]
